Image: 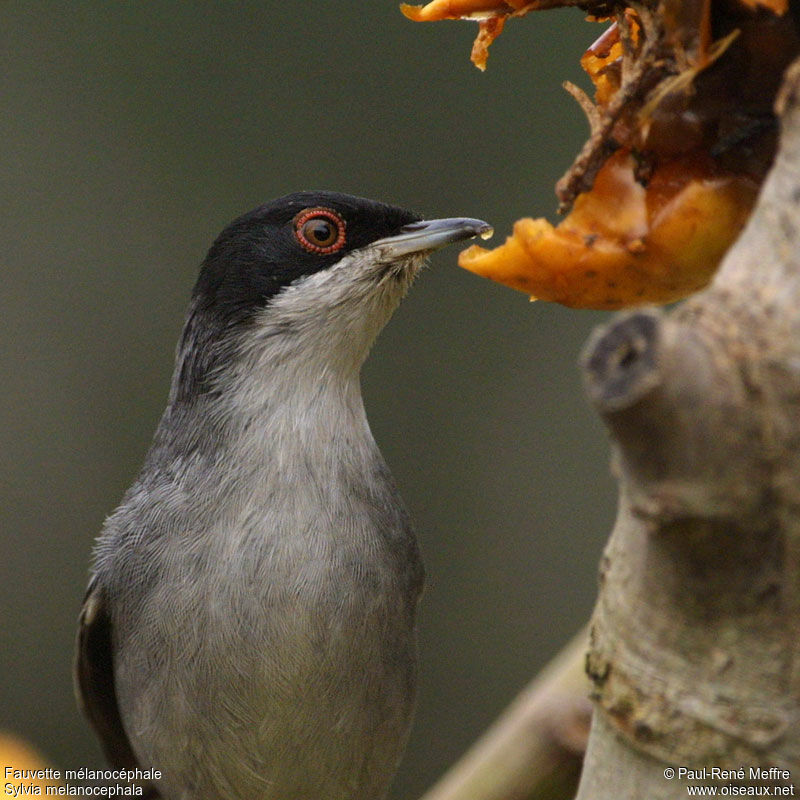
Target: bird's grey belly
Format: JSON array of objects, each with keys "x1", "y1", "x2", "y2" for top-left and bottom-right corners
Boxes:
[{"x1": 112, "y1": 527, "x2": 420, "y2": 800}]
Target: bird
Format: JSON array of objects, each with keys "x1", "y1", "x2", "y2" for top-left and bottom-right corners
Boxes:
[{"x1": 74, "y1": 191, "x2": 492, "y2": 800}]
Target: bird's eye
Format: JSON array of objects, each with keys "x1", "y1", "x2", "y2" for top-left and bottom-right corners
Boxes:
[{"x1": 294, "y1": 208, "x2": 346, "y2": 255}]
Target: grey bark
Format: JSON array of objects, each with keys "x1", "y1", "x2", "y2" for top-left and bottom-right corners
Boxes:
[{"x1": 574, "y1": 59, "x2": 800, "y2": 798}]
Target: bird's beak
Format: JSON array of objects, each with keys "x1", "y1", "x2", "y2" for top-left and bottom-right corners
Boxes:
[{"x1": 372, "y1": 217, "x2": 493, "y2": 259}]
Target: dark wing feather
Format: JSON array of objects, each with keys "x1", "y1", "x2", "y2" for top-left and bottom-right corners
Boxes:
[{"x1": 74, "y1": 579, "x2": 160, "y2": 799}]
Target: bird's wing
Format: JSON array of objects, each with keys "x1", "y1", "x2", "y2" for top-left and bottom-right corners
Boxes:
[{"x1": 74, "y1": 578, "x2": 160, "y2": 799}]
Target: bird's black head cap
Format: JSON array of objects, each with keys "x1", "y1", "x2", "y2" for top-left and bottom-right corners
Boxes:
[
  {"x1": 170, "y1": 192, "x2": 421, "y2": 404},
  {"x1": 193, "y1": 191, "x2": 422, "y2": 326}
]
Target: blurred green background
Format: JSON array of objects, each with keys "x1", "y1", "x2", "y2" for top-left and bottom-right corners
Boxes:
[{"x1": 0, "y1": 2, "x2": 617, "y2": 797}]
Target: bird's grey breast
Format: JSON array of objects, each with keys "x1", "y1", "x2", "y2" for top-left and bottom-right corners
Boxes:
[{"x1": 94, "y1": 386, "x2": 423, "y2": 799}]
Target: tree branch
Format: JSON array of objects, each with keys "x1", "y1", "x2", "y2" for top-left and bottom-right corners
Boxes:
[
  {"x1": 417, "y1": 627, "x2": 591, "y2": 800},
  {"x1": 574, "y1": 57, "x2": 800, "y2": 798}
]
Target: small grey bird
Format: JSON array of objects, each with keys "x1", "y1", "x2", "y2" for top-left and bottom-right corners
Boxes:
[{"x1": 75, "y1": 191, "x2": 491, "y2": 800}]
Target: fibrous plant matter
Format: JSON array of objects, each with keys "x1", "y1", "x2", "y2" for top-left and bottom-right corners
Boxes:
[{"x1": 402, "y1": 0, "x2": 800, "y2": 308}]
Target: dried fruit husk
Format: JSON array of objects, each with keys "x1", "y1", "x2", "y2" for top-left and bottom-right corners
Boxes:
[
  {"x1": 400, "y1": 0, "x2": 540, "y2": 69},
  {"x1": 402, "y1": 0, "x2": 799, "y2": 307},
  {"x1": 460, "y1": 150, "x2": 758, "y2": 309}
]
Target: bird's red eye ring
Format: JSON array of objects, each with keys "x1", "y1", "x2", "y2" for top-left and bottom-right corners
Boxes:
[{"x1": 294, "y1": 208, "x2": 347, "y2": 255}]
